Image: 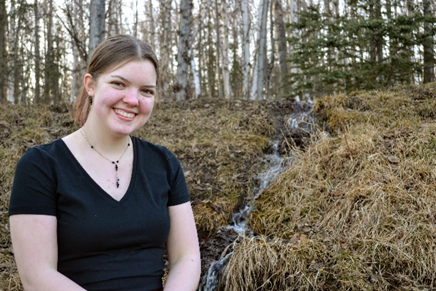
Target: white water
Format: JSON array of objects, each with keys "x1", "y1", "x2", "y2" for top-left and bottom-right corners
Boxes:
[{"x1": 199, "y1": 102, "x2": 314, "y2": 291}]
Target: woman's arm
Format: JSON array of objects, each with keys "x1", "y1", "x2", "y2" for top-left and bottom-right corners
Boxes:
[
  {"x1": 10, "y1": 215, "x2": 86, "y2": 291},
  {"x1": 164, "y1": 202, "x2": 201, "y2": 291}
]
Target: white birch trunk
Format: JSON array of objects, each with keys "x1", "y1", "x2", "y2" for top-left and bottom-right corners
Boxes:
[
  {"x1": 242, "y1": 0, "x2": 250, "y2": 99},
  {"x1": 89, "y1": 0, "x2": 105, "y2": 60},
  {"x1": 250, "y1": 0, "x2": 269, "y2": 100},
  {"x1": 191, "y1": 58, "x2": 201, "y2": 98},
  {"x1": 174, "y1": 0, "x2": 192, "y2": 101},
  {"x1": 158, "y1": 0, "x2": 173, "y2": 99},
  {"x1": 149, "y1": 0, "x2": 156, "y2": 50},
  {"x1": 34, "y1": 0, "x2": 41, "y2": 104},
  {"x1": 134, "y1": 0, "x2": 139, "y2": 38},
  {"x1": 8, "y1": 0, "x2": 16, "y2": 103},
  {"x1": 220, "y1": 0, "x2": 232, "y2": 99}
]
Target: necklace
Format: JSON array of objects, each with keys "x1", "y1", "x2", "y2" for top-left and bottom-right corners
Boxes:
[{"x1": 80, "y1": 128, "x2": 130, "y2": 188}]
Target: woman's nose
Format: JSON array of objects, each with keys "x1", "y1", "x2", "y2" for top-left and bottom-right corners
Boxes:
[{"x1": 123, "y1": 90, "x2": 139, "y2": 106}]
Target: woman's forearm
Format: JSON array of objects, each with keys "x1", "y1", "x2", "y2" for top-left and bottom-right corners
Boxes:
[
  {"x1": 163, "y1": 255, "x2": 201, "y2": 291},
  {"x1": 20, "y1": 268, "x2": 86, "y2": 291}
]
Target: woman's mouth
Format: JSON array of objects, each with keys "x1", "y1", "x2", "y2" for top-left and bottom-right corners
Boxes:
[{"x1": 114, "y1": 108, "x2": 136, "y2": 119}]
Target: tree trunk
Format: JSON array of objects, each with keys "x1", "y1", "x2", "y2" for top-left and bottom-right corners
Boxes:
[
  {"x1": 266, "y1": 0, "x2": 275, "y2": 99},
  {"x1": 43, "y1": 0, "x2": 54, "y2": 104},
  {"x1": 219, "y1": 0, "x2": 231, "y2": 99},
  {"x1": 133, "y1": 0, "x2": 138, "y2": 38},
  {"x1": 149, "y1": 0, "x2": 156, "y2": 50},
  {"x1": 242, "y1": 0, "x2": 250, "y2": 99},
  {"x1": 158, "y1": 0, "x2": 173, "y2": 100},
  {"x1": 423, "y1": 0, "x2": 435, "y2": 83},
  {"x1": 0, "y1": 0, "x2": 7, "y2": 103},
  {"x1": 191, "y1": 0, "x2": 212, "y2": 99},
  {"x1": 8, "y1": 0, "x2": 17, "y2": 103},
  {"x1": 207, "y1": 8, "x2": 216, "y2": 98},
  {"x1": 174, "y1": 0, "x2": 192, "y2": 101},
  {"x1": 214, "y1": 0, "x2": 223, "y2": 99},
  {"x1": 34, "y1": 0, "x2": 41, "y2": 104},
  {"x1": 89, "y1": 0, "x2": 105, "y2": 60},
  {"x1": 250, "y1": 0, "x2": 269, "y2": 100},
  {"x1": 274, "y1": 0, "x2": 288, "y2": 82}
]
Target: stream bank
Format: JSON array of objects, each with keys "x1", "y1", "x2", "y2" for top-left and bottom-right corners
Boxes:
[{"x1": 198, "y1": 100, "x2": 316, "y2": 290}]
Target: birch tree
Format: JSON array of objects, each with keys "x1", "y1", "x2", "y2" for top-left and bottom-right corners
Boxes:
[
  {"x1": 8, "y1": 0, "x2": 18, "y2": 103},
  {"x1": 143, "y1": 0, "x2": 156, "y2": 50},
  {"x1": 250, "y1": 0, "x2": 269, "y2": 100},
  {"x1": 174, "y1": 0, "x2": 193, "y2": 101},
  {"x1": 158, "y1": 0, "x2": 174, "y2": 100},
  {"x1": 89, "y1": 0, "x2": 105, "y2": 59},
  {"x1": 218, "y1": 0, "x2": 232, "y2": 99},
  {"x1": 43, "y1": 0, "x2": 55, "y2": 104},
  {"x1": 133, "y1": 0, "x2": 139, "y2": 38},
  {"x1": 0, "y1": 0, "x2": 7, "y2": 103},
  {"x1": 242, "y1": 0, "x2": 251, "y2": 99},
  {"x1": 34, "y1": 0, "x2": 41, "y2": 104}
]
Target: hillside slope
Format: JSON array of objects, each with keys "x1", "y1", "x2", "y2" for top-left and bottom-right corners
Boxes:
[{"x1": 2, "y1": 83, "x2": 436, "y2": 290}]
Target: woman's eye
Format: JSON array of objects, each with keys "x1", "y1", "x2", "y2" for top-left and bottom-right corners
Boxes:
[
  {"x1": 112, "y1": 81, "x2": 123, "y2": 87},
  {"x1": 142, "y1": 89, "x2": 155, "y2": 96}
]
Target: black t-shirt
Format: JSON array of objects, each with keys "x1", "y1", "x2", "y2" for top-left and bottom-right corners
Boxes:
[{"x1": 9, "y1": 136, "x2": 190, "y2": 291}]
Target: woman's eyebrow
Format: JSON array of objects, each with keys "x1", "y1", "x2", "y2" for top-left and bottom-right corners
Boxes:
[
  {"x1": 111, "y1": 75, "x2": 156, "y2": 87},
  {"x1": 111, "y1": 75, "x2": 129, "y2": 82}
]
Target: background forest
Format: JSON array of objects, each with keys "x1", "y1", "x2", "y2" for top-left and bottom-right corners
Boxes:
[{"x1": 0, "y1": 0, "x2": 435, "y2": 104}]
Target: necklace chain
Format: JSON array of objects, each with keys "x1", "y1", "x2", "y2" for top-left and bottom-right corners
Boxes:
[{"x1": 80, "y1": 128, "x2": 130, "y2": 188}]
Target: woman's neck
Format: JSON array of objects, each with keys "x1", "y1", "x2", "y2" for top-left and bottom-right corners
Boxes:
[{"x1": 81, "y1": 123, "x2": 131, "y2": 157}]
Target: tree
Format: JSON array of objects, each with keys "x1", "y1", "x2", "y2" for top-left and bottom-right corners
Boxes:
[
  {"x1": 174, "y1": 0, "x2": 193, "y2": 101},
  {"x1": 43, "y1": 0, "x2": 59, "y2": 104},
  {"x1": 250, "y1": 0, "x2": 270, "y2": 100},
  {"x1": 0, "y1": 0, "x2": 7, "y2": 103},
  {"x1": 242, "y1": 0, "x2": 251, "y2": 99},
  {"x1": 158, "y1": 0, "x2": 175, "y2": 100},
  {"x1": 423, "y1": 0, "x2": 435, "y2": 83},
  {"x1": 217, "y1": 0, "x2": 232, "y2": 99},
  {"x1": 89, "y1": 0, "x2": 105, "y2": 60},
  {"x1": 34, "y1": 0, "x2": 41, "y2": 104},
  {"x1": 273, "y1": 0, "x2": 288, "y2": 97}
]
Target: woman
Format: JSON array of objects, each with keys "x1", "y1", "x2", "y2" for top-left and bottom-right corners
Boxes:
[{"x1": 9, "y1": 35, "x2": 201, "y2": 291}]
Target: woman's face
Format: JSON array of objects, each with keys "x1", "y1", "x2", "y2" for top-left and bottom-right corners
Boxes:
[{"x1": 84, "y1": 59, "x2": 157, "y2": 137}]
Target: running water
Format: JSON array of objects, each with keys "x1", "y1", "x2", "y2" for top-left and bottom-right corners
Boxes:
[{"x1": 199, "y1": 102, "x2": 314, "y2": 291}]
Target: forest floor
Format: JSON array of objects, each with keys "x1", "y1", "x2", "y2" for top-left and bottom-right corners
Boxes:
[{"x1": 1, "y1": 83, "x2": 436, "y2": 290}]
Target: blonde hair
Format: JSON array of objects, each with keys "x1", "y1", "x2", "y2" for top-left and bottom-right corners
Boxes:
[{"x1": 72, "y1": 35, "x2": 159, "y2": 126}]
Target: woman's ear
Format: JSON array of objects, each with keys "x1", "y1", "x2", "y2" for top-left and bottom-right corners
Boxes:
[{"x1": 84, "y1": 73, "x2": 95, "y2": 97}]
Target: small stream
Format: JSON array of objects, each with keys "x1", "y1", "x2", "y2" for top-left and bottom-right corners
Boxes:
[{"x1": 199, "y1": 101, "x2": 315, "y2": 291}]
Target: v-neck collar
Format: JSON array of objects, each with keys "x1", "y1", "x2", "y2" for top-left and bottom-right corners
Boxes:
[{"x1": 59, "y1": 137, "x2": 137, "y2": 204}]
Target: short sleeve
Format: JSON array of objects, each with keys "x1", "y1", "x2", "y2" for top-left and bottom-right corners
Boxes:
[
  {"x1": 9, "y1": 147, "x2": 58, "y2": 216},
  {"x1": 166, "y1": 149, "x2": 190, "y2": 207}
]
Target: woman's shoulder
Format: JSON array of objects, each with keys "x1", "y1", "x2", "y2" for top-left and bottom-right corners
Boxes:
[
  {"x1": 20, "y1": 139, "x2": 67, "y2": 163},
  {"x1": 132, "y1": 136, "x2": 177, "y2": 158}
]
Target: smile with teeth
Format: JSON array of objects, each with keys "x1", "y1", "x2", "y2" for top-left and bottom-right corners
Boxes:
[{"x1": 114, "y1": 108, "x2": 136, "y2": 119}]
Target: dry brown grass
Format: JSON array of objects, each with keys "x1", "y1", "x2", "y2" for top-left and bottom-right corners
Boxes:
[
  {"x1": 0, "y1": 98, "x2": 278, "y2": 290},
  {"x1": 235, "y1": 83, "x2": 436, "y2": 290}
]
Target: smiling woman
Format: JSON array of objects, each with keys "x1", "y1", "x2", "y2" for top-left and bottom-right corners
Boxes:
[{"x1": 8, "y1": 34, "x2": 201, "y2": 291}]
